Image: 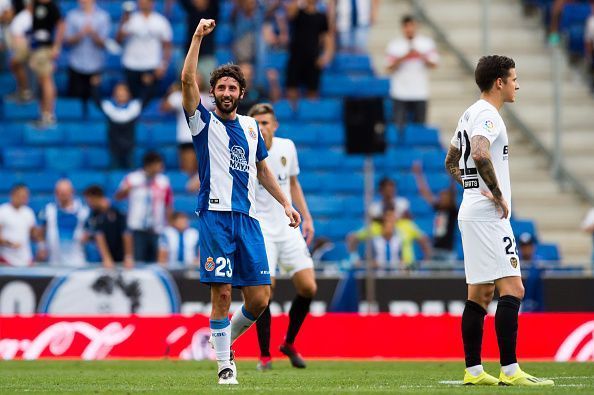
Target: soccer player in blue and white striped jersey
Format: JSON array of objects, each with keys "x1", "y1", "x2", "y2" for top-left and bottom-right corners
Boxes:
[{"x1": 181, "y1": 18, "x2": 301, "y2": 385}]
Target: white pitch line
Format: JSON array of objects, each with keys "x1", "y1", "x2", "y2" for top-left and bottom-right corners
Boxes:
[
  {"x1": 550, "y1": 376, "x2": 593, "y2": 380},
  {"x1": 438, "y1": 380, "x2": 463, "y2": 385}
]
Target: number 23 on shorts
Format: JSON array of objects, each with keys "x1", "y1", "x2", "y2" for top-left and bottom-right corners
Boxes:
[{"x1": 215, "y1": 257, "x2": 233, "y2": 278}]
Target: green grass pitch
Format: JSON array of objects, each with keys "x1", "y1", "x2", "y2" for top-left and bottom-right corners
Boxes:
[{"x1": 0, "y1": 360, "x2": 592, "y2": 394}]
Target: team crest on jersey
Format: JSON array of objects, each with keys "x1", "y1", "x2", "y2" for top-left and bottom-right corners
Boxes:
[
  {"x1": 281, "y1": 156, "x2": 287, "y2": 167},
  {"x1": 230, "y1": 145, "x2": 249, "y2": 172},
  {"x1": 510, "y1": 257, "x2": 518, "y2": 268},
  {"x1": 484, "y1": 120, "x2": 494, "y2": 131},
  {"x1": 248, "y1": 126, "x2": 257, "y2": 140},
  {"x1": 204, "y1": 257, "x2": 215, "y2": 271}
]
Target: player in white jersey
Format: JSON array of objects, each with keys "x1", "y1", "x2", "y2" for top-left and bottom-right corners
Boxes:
[
  {"x1": 445, "y1": 55, "x2": 553, "y2": 387},
  {"x1": 181, "y1": 19, "x2": 301, "y2": 385},
  {"x1": 248, "y1": 103, "x2": 317, "y2": 371}
]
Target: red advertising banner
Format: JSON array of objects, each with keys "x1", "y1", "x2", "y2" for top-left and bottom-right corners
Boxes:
[{"x1": 0, "y1": 314, "x2": 592, "y2": 361}]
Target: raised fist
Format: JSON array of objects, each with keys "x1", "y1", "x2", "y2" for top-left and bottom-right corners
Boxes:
[{"x1": 194, "y1": 19, "x2": 216, "y2": 38}]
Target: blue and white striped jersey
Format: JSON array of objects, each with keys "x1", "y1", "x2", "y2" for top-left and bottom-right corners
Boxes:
[{"x1": 185, "y1": 102, "x2": 268, "y2": 218}]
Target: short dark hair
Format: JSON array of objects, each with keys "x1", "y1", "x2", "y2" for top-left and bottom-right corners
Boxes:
[
  {"x1": 171, "y1": 211, "x2": 188, "y2": 221},
  {"x1": 10, "y1": 183, "x2": 28, "y2": 194},
  {"x1": 401, "y1": 15, "x2": 415, "y2": 25},
  {"x1": 143, "y1": 151, "x2": 163, "y2": 167},
  {"x1": 83, "y1": 185, "x2": 105, "y2": 198},
  {"x1": 475, "y1": 55, "x2": 516, "y2": 92},
  {"x1": 247, "y1": 102, "x2": 275, "y2": 118},
  {"x1": 378, "y1": 177, "x2": 395, "y2": 189},
  {"x1": 210, "y1": 64, "x2": 247, "y2": 94}
]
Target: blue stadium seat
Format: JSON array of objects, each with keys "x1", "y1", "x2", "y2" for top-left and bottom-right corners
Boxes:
[
  {"x1": 85, "y1": 148, "x2": 110, "y2": 169},
  {"x1": 408, "y1": 196, "x2": 434, "y2": 217},
  {"x1": 108, "y1": 171, "x2": 128, "y2": 193},
  {"x1": 273, "y1": 100, "x2": 295, "y2": 121},
  {"x1": 0, "y1": 73, "x2": 16, "y2": 95},
  {"x1": 263, "y1": 51, "x2": 288, "y2": 70},
  {"x1": 174, "y1": 195, "x2": 197, "y2": 214},
  {"x1": 321, "y1": 172, "x2": 364, "y2": 193},
  {"x1": 422, "y1": 149, "x2": 447, "y2": 172},
  {"x1": 3, "y1": 148, "x2": 44, "y2": 169},
  {"x1": 536, "y1": 243, "x2": 560, "y2": 261},
  {"x1": 29, "y1": 195, "x2": 52, "y2": 213},
  {"x1": 331, "y1": 53, "x2": 372, "y2": 74},
  {"x1": 323, "y1": 218, "x2": 364, "y2": 240},
  {"x1": 138, "y1": 122, "x2": 177, "y2": 146},
  {"x1": 23, "y1": 125, "x2": 65, "y2": 145},
  {"x1": 385, "y1": 148, "x2": 422, "y2": 171},
  {"x1": 214, "y1": 24, "x2": 233, "y2": 46},
  {"x1": 168, "y1": 171, "x2": 189, "y2": 193},
  {"x1": 341, "y1": 153, "x2": 365, "y2": 170},
  {"x1": 22, "y1": 171, "x2": 61, "y2": 193},
  {"x1": 45, "y1": 148, "x2": 84, "y2": 171},
  {"x1": 0, "y1": 172, "x2": 18, "y2": 192},
  {"x1": 511, "y1": 219, "x2": 538, "y2": 240},
  {"x1": 319, "y1": 241, "x2": 350, "y2": 262},
  {"x1": 220, "y1": 0, "x2": 234, "y2": 21},
  {"x1": 321, "y1": 75, "x2": 389, "y2": 97},
  {"x1": 297, "y1": 99, "x2": 342, "y2": 122},
  {"x1": 342, "y1": 195, "x2": 365, "y2": 216},
  {"x1": 394, "y1": 174, "x2": 418, "y2": 195},
  {"x1": 64, "y1": 123, "x2": 107, "y2": 145},
  {"x1": 216, "y1": 49, "x2": 234, "y2": 65},
  {"x1": 425, "y1": 173, "x2": 452, "y2": 193},
  {"x1": 55, "y1": 99, "x2": 83, "y2": 119},
  {"x1": 3, "y1": 102, "x2": 38, "y2": 120},
  {"x1": 0, "y1": 123, "x2": 24, "y2": 146},
  {"x1": 172, "y1": 22, "x2": 186, "y2": 46},
  {"x1": 298, "y1": 172, "x2": 322, "y2": 193},
  {"x1": 403, "y1": 124, "x2": 441, "y2": 147},
  {"x1": 298, "y1": 149, "x2": 343, "y2": 171},
  {"x1": 415, "y1": 218, "x2": 434, "y2": 237},
  {"x1": 307, "y1": 195, "x2": 344, "y2": 217},
  {"x1": 68, "y1": 171, "x2": 108, "y2": 191},
  {"x1": 314, "y1": 123, "x2": 344, "y2": 145}
]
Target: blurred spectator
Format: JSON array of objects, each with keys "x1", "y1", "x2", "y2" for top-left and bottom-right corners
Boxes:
[
  {"x1": 231, "y1": 0, "x2": 263, "y2": 64},
  {"x1": 581, "y1": 206, "x2": 594, "y2": 262},
  {"x1": 518, "y1": 232, "x2": 540, "y2": 265},
  {"x1": 347, "y1": 207, "x2": 431, "y2": 268},
  {"x1": 29, "y1": 0, "x2": 64, "y2": 128},
  {"x1": 412, "y1": 162, "x2": 458, "y2": 261},
  {"x1": 386, "y1": 15, "x2": 438, "y2": 130},
  {"x1": 548, "y1": 0, "x2": 568, "y2": 44},
  {"x1": 186, "y1": 173, "x2": 201, "y2": 193},
  {"x1": 6, "y1": 0, "x2": 32, "y2": 103},
  {"x1": 285, "y1": 0, "x2": 334, "y2": 101},
  {"x1": 63, "y1": 0, "x2": 110, "y2": 113},
  {"x1": 0, "y1": 0, "x2": 13, "y2": 72},
  {"x1": 83, "y1": 185, "x2": 133, "y2": 269},
  {"x1": 335, "y1": 0, "x2": 379, "y2": 52},
  {"x1": 585, "y1": 10, "x2": 594, "y2": 90},
  {"x1": 262, "y1": 0, "x2": 289, "y2": 50},
  {"x1": 368, "y1": 177, "x2": 410, "y2": 220},
  {"x1": 236, "y1": 62, "x2": 281, "y2": 114},
  {"x1": 160, "y1": 79, "x2": 213, "y2": 175},
  {"x1": 0, "y1": 184, "x2": 39, "y2": 267},
  {"x1": 38, "y1": 179, "x2": 90, "y2": 267},
  {"x1": 115, "y1": 152, "x2": 173, "y2": 263},
  {"x1": 158, "y1": 211, "x2": 199, "y2": 267},
  {"x1": 116, "y1": 0, "x2": 172, "y2": 99},
  {"x1": 90, "y1": 75, "x2": 149, "y2": 169},
  {"x1": 174, "y1": 0, "x2": 219, "y2": 79}
]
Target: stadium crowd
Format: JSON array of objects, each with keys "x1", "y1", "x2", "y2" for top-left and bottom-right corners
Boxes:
[{"x1": 0, "y1": 0, "x2": 561, "y2": 270}]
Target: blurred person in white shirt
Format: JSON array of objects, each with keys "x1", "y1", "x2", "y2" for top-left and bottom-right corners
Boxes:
[
  {"x1": 0, "y1": 184, "x2": 39, "y2": 267},
  {"x1": 158, "y1": 211, "x2": 199, "y2": 267},
  {"x1": 7, "y1": 0, "x2": 33, "y2": 102},
  {"x1": 581, "y1": 207, "x2": 594, "y2": 263},
  {"x1": 386, "y1": 15, "x2": 438, "y2": 130},
  {"x1": 368, "y1": 177, "x2": 410, "y2": 220}
]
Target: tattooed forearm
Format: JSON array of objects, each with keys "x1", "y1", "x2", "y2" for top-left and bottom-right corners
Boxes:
[
  {"x1": 470, "y1": 135, "x2": 502, "y2": 198},
  {"x1": 444, "y1": 145, "x2": 463, "y2": 186}
]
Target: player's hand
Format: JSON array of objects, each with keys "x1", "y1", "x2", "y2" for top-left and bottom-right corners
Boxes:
[
  {"x1": 301, "y1": 217, "x2": 315, "y2": 246},
  {"x1": 285, "y1": 205, "x2": 301, "y2": 228},
  {"x1": 481, "y1": 190, "x2": 509, "y2": 219},
  {"x1": 194, "y1": 19, "x2": 216, "y2": 38}
]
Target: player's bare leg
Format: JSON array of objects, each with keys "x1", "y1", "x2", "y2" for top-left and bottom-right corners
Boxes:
[
  {"x1": 209, "y1": 283, "x2": 237, "y2": 384},
  {"x1": 280, "y1": 268, "x2": 317, "y2": 368},
  {"x1": 256, "y1": 278, "x2": 276, "y2": 371}
]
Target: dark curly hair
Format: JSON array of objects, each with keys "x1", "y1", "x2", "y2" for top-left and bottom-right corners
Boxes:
[
  {"x1": 209, "y1": 64, "x2": 247, "y2": 94},
  {"x1": 475, "y1": 55, "x2": 515, "y2": 92}
]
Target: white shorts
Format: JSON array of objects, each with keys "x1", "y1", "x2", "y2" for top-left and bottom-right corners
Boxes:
[
  {"x1": 458, "y1": 219, "x2": 521, "y2": 285},
  {"x1": 264, "y1": 229, "x2": 314, "y2": 277}
]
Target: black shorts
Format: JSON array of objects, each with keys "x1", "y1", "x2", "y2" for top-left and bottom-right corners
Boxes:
[
  {"x1": 67, "y1": 68, "x2": 97, "y2": 99},
  {"x1": 286, "y1": 56, "x2": 321, "y2": 92}
]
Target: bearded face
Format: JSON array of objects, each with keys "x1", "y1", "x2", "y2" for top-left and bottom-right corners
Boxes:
[{"x1": 212, "y1": 77, "x2": 243, "y2": 114}]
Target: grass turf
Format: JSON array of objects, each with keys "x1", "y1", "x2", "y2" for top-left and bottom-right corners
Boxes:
[{"x1": 0, "y1": 360, "x2": 592, "y2": 394}]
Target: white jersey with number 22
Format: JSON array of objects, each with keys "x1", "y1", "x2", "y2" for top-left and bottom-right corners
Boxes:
[{"x1": 450, "y1": 99, "x2": 511, "y2": 221}]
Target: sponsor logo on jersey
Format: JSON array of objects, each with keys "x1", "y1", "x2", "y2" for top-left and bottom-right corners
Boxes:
[
  {"x1": 248, "y1": 126, "x2": 257, "y2": 140},
  {"x1": 484, "y1": 120, "x2": 494, "y2": 131},
  {"x1": 503, "y1": 145, "x2": 509, "y2": 161},
  {"x1": 212, "y1": 332, "x2": 226, "y2": 337},
  {"x1": 281, "y1": 156, "x2": 287, "y2": 167},
  {"x1": 510, "y1": 257, "x2": 518, "y2": 268},
  {"x1": 260, "y1": 270, "x2": 269, "y2": 275},
  {"x1": 209, "y1": 199, "x2": 219, "y2": 204},
  {"x1": 463, "y1": 178, "x2": 479, "y2": 189},
  {"x1": 204, "y1": 257, "x2": 215, "y2": 271},
  {"x1": 230, "y1": 145, "x2": 249, "y2": 172}
]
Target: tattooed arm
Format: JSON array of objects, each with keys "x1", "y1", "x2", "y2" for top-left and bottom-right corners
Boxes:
[
  {"x1": 444, "y1": 145, "x2": 463, "y2": 186},
  {"x1": 470, "y1": 135, "x2": 509, "y2": 219}
]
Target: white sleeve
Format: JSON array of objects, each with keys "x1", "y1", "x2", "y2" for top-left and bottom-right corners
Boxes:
[
  {"x1": 582, "y1": 208, "x2": 594, "y2": 230},
  {"x1": 471, "y1": 109, "x2": 500, "y2": 144},
  {"x1": 160, "y1": 16, "x2": 173, "y2": 42},
  {"x1": 289, "y1": 141, "x2": 300, "y2": 176},
  {"x1": 424, "y1": 37, "x2": 439, "y2": 64},
  {"x1": 386, "y1": 40, "x2": 406, "y2": 59},
  {"x1": 450, "y1": 131, "x2": 460, "y2": 149}
]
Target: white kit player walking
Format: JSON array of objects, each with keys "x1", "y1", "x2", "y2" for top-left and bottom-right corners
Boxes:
[
  {"x1": 248, "y1": 103, "x2": 317, "y2": 371},
  {"x1": 445, "y1": 55, "x2": 553, "y2": 386}
]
